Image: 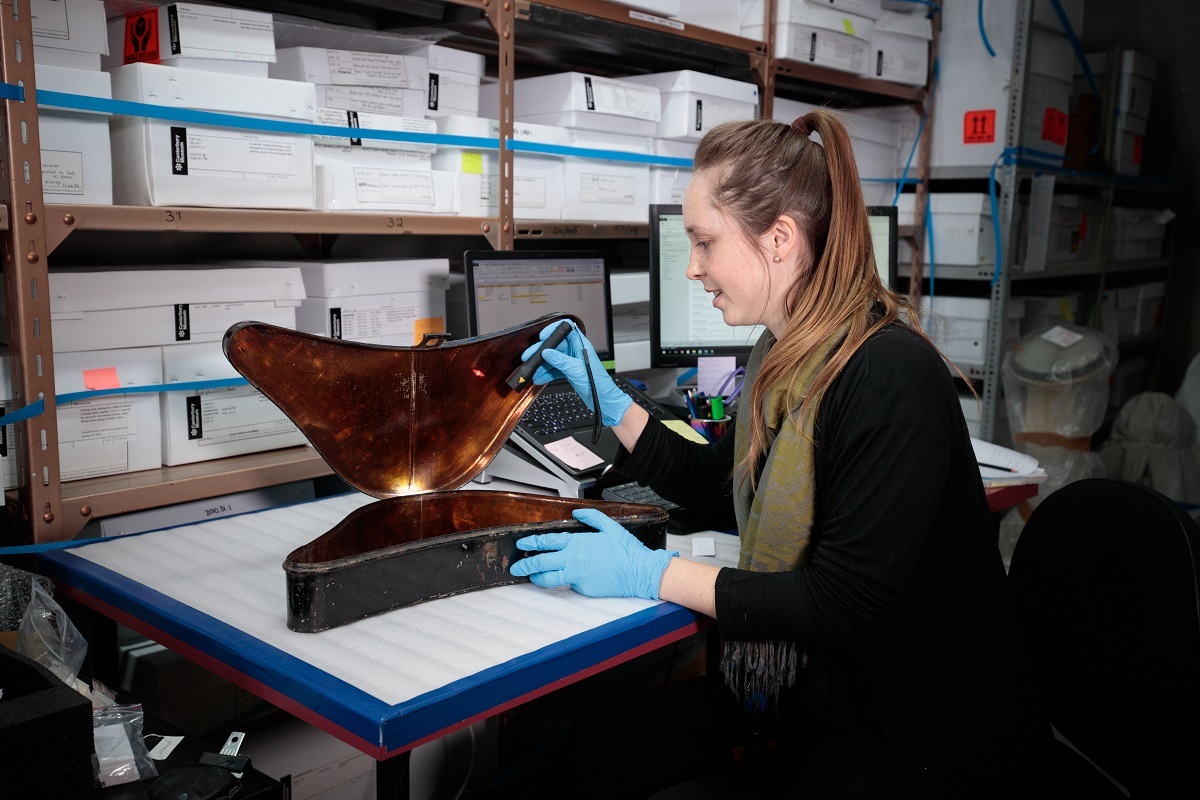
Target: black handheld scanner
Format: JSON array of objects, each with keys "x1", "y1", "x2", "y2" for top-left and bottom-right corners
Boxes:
[{"x1": 506, "y1": 321, "x2": 573, "y2": 391}]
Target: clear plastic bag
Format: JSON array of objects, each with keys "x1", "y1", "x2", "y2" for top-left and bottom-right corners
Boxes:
[
  {"x1": 93, "y1": 703, "x2": 158, "y2": 787},
  {"x1": 14, "y1": 580, "x2": 87, "y2": 686}
]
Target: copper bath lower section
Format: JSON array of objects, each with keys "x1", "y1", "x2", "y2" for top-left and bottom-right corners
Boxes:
[{"x1": 285, "y1": 492, "x2": 669, "y2": 632}]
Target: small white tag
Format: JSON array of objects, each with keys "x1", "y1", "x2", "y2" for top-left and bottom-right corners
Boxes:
[
  {"x1": 691, "y1": 537, "x2": 717, "y2": 557},
  {"x1": 1040, "y1": 325, "x2": 1083, "y2": 348},
  {"x1": 629, "y1": 10, "x2": 685, "y2": 30},
  {"x1": 544, "y1": 437, "x2": 606, "y2": 471},
  {"x1": 148, "y1": 735, "x2": 185, "y2": 761}
]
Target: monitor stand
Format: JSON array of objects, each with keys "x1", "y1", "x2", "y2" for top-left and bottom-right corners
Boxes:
[{"x1": 472, "y1": 440, "x2": 597, "y2": 499}]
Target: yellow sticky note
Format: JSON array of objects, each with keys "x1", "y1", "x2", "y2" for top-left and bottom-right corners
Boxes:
[
  {"x1": 842, "y1": 17, "x2": 855, "y2": 35},
  {"x1": 664, "y1": 418, "x2": 711, "y2": 444},
  {"x1": 461, "y1": 152, "x2": 484, "y2": 175},
  {"x1": 1058, "y1": 298, "x2": 1073, "y2": 322},
  {"x1": 82, "y1": 367, "x2": 120, "y2": 390}
]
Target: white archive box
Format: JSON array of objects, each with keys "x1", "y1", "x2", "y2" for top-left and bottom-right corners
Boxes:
[
  {"x1": 1021, "y1": 30, "x2": 1074, "y2": 159},
  {"x1": 47, "y1": 267, "x2": 305, "y2": 352},
  {"x1": 897, "y1": 193, "x2": 995, "y2": 267},
  {"x1": 920, "y1": 296, "x2": 992, "y2": 369},
  {"x1": 1116, "y1": 282, "x2": 1164, "y2": 338},
  {"x1": 160, "y1": 341, "x2": 305, "y2": 466},
  {"x1": 671, "y1": 2, "x2": 742, "y2": 33},
  {"x1": 313, "y1": 108, "x2": 436, "y2": 171},
  {"x1": 221, "y1": 257, "x2": 451, "y2": 344},
  {"x1": 481, "y1": 72, "x2": 662, "y2": 136},
  {"x1": 32, "y1": 0, "x2": 107, "y2": 69},
  {"x1": 561, "y1": 129, "x2": 652, "y2": 222},
  {"x1": 54, "y1": 347, "x2": 163, "y2": 481},
  {"x1": 1109, "y1": 206, "x2": 1167, "y2": 261},
  {"x1": 743, "y1": 1, "x2": 875, "y2": 75},
  {"x1": 314, "y1": 84, "x2": 426, "y2": 118},
  {"x1": 107, "y1": 63, "x2": 317, "y2": 210},
  {"x1": 104, "y1": 3, "x2": 276, "y2": 77},
  {"x1": 91, "y1": 481, "x2": 315, "y2": 537},
  {"x1": 868, "y1": 10, "x2": 931, "y2": 86},
  {"x1": 433, "y1": 116, "x2": 567, "y2": 220},
  {"x1": 399, "y1": 44, "x2": 485, "y2": 118},
  {"x1": 1081, "y1": 50, "x2": 1155, "y2": 120},
  {"x1": 34, "y1": 64, "x2": 113, "y2": 205},
  {"x1": 316, "y1": 161, "x2": 455, "y2": 213},
  {"x1": 609, "y1": 0, "x2": 681, "y2": 15},
  {"x1": 0, "y1": 352, "x2": 14, "y2": 490},
  {"x1": 620, "y1": 71, "x2": 758, "y2": 142},
  {"x1": 842, "y1": 111, "x2": 902, "y2": 205},
  {"x1": 649, "y1": 139, "x2": 695, "y2": 204},
  {"x1": 271, "y1": 47, "x2": 427, "y2": 92}
]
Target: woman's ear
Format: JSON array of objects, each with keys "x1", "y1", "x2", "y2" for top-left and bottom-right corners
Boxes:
[{"x1": 768, "y1": 215, "x2": 806, "y2": 268}]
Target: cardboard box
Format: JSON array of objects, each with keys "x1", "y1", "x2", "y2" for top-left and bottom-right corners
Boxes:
[
  {"x1": 314, "y1": 84, "x2": 426, "y2": 118},
  {"x1": 1109, "y1": 206, "x2": 1167, "y2": 260},
  {"x1": 31, "y1": 0, "x2": 107, "y2": 55},
  {"x1": 34, "y1": 64, "x2": 113, "y2": 205},
  {"x1": 108, "y1": 63, "x2": 317, "y2": 209},
  {"x1": 104, "y1": 3, "x2": 275, "y2": 77},
  {"x1": 314, "y1": 108, "x2": 436, "y2": 171},
  {"x1": 54, "y1": 348, "x2": 162, "y2": 481},
  {"x1": 898, "y1": 193, "x2": 995, "y2": 266},
  {"x1": 433, "y1": 116, "x2": 567, "y2": 219},
  {"x1": 649, "y1": 138, "x2": 694, "y2": 204},
  {"x1": 271, "y1": 46, "x2": 427, "y2": 91},
  {"x1": 222, "y1": 257, "x2": 450, "y2": 343},
  {"x1": 481, "y1": 72, "x2": 662, "y2": 136},
  {"x1": 0, "y1": 353, "x2": 16, "y2": 490},
  {"x1": 33, "y1": 47, "x2": 100, "y2": 70},
  {"x1": 920, "y1": 295, "x2": 991, "y2": 368},
  {"x1": 47, "y1": 266, "x2": 305, "y2": 352},
  {"x1": 868, "y1": 10, "x2": 931, "y2": 86},
  {"x1": 160, "y1": 341, "x2": 305, "y2": 465},
  {"x1": 398, "y1": 44, "x2": 486, "y2": 118},
  {"x1": 560, "y1": 129, "x2": 652, "y2": 222},
  {"x1": 743, "y1": 2, "x2": 875, "y2": 74},
  {"x1": 621, "y1": 71, "x2": 758, "y2": 142}
]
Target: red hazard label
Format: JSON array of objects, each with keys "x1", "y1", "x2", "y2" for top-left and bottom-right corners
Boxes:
[
  {"x1": 123, "y1": 10, "x2": 160, "y2": 64},
  {"x1": 1041, "y1": 108, "x2": 1069, "y2": 145},
  {"x1": 1133, "y1": 134, "x2": 1143, "y2": 165},
  {"x1": 963, "y1": 110, "x2": 996, "y2": 144}
]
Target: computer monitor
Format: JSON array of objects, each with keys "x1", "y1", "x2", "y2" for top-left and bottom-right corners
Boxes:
[
  {"x1": 649, "y1": 203, "x2": 900, "y2": 369},
  {"x1": 462, "y1": 249, "x2": 615, "y2": 366}
]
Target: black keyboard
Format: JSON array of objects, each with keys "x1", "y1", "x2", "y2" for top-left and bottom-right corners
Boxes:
[
  {"x1": 601, "y1": 481, "x2": 682, "y2": 512},
  {"x1": 521, "y1": 377, "x2": 665, "y2": 437}
]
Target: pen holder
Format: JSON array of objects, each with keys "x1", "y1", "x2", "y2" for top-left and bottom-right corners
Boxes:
[{"x1": 690, "y1": 415, "x2": 732, "y2": 443}]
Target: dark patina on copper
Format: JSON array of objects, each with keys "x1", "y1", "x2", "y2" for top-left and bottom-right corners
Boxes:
[{"x1": 223, "y1": 315, "x2": 669, "y2": 632}]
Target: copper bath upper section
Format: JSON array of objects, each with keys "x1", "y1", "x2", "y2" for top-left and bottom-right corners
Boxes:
[{"x1": 222, "y1": 314, "x2": 579, "y2": 498}]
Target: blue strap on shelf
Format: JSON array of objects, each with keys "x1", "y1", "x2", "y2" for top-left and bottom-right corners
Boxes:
[
  {"x1": 892, "y1": 56, "x2": 937, "y2": 207},
  {"x1": 0, "y1": 377, "x2": 250, "y2": 428},
  {"x1": 977, "y1": 0, "x2": 997, "y2": 57},
  {"x1": 0, "y1": 536, "x2": 110, "y2": 555},
  {"x1": 1049, "y1": 0, "x2": 1099, "y2": 100},
  {"x1": 0, "y1": 81, "x2": 23, "y2": 101},
  {"x1": 12, "y1": 86, "x2": 696, "y2": 169}
]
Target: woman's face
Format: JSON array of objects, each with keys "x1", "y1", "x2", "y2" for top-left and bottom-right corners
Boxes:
[{"x1": 682, "y1": 170, "x2": 795, "y2": 337}]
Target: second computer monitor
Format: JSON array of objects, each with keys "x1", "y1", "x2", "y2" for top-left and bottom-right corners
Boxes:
[{"x1": 649, "y1": 203, "x2": 900, "y2": 369}]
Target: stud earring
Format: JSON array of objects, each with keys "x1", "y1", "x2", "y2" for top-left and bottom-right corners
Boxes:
[{"x1": 772, "y1": 255, "x2": 782, "y2": 262}]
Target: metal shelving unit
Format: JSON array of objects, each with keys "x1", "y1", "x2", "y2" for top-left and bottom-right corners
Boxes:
[{"x1": 1, "y1": 0, "x2": 937, "y2": 543}]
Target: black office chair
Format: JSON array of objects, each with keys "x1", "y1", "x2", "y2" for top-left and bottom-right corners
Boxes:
[{"x1": 1009, "y1": 478, "x2": 1200, "y2": 798}]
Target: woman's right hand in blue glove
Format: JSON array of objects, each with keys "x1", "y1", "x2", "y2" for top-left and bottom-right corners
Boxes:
[{"x1": 521, "y1": 320, "x2": 633, "y2": 427}]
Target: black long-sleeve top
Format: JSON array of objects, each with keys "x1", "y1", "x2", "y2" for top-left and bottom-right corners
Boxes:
[{"x1": 615, "y1": 323, "x2": 1051, "y2": 798}]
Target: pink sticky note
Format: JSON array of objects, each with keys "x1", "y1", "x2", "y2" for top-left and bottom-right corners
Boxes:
[{"x1": 82, "y1": 367, "x2": 121, "y2": 390}]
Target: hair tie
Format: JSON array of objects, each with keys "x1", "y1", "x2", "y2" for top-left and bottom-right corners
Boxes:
[{"x1": 791, "y1": 115, "x2": 810, "y2": 136}]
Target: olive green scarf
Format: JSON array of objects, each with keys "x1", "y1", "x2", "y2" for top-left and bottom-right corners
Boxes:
[{"x1": 722, "y1": 325, "x2": 847, "y2": 718}]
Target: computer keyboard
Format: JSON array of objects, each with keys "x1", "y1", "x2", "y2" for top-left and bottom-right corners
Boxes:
[
  {"x1": 521, "y1": 377, "x2": 666, "y2": 436},
  {"x1": 602, "y1": 481, "x2": 682, "y2": 512}
]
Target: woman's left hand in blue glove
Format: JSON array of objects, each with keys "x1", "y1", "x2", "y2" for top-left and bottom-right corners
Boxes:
[{"x1": 509, "y1": 508, "x2": 678, "y2": 600}]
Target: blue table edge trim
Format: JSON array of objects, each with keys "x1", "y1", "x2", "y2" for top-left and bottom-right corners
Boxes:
[{"x1": 38, "y1": 544, "x2": 701, "y2": 755}]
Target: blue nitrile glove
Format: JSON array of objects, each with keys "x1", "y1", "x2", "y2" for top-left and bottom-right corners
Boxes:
[
  {"x1": 509, "y1": 508, "x2": 678, "y2": 600},
  {"x1": 521, "y1": 320, "x2": 633, "y2": 427}
]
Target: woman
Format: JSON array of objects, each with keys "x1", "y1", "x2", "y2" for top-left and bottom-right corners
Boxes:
[{"x1": 509, "y1": 112, "x2": 1051, "y2": 798}]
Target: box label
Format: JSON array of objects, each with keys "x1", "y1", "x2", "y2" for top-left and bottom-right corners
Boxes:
[
  {"x1": 515, "y1": 175, "x2": 548, "y2": 210},
  {"x1": 329, "y1": 308, "x2": 342, "y2": 339},
  {"x1": 170, "y1": 127, "x2": 189, "y2": 175},
  {"x1": 58, "y1": 398, "x2": 138, "y2": 479},
  {"x1": 695, "y1": 99, "x2": 702, "y2": 131},
  {"x1": 167, "y1": 4, "x2": 182, "y2": 55},
  {"x1": 175, "y1": 304, "x2": 191, "y2": 341},
  {"x1": 792, "y1": 29, "x2": 867, "y2": 73},
  {"x1": 963, "y1": 110, "x2": 996, "y2": 144},
  {"x1": 0, "y1": 420, "x2": 7, "y2": 457},
  {"x1": 353, "y1": 168, "x2": 435, "y2": 205},
  {"x1": 166, "y1": 5, "x2": 275, "y2": 62},
  {"x1": 186, "y1": 395, "x2": 203, "y2": 439},
  {"x1": 587, "y1": 77, "x2": 658, "y2": 121},
  {"x1": 318, "y1": 85, "x2": 419, "y2": 116},
  {"x1": 171, "y1": 129, "x2": 299, "y2": 181},
  {"x1": 41, "y1": 149, "x2": 85, "y2": 195},
  {"x1": 579, "y1": 172, "x2": 636, "y2": 205},
  {"x1": 313, "y1": 108, "x2": 434, "y2": 155},
  {"x1": 1040, "y1": 108, "x2": 1068, "y2": 145},
  {"x1": 428, "y1": 72, "x2": 439, "y2": 111},
  {"x1": 584, "y1": 76, "x2": 596, "y2": 111},
  {"x1": 123, "y1": 10, "x2": 160, "y2": 63},
  {"x1": 31, "y1": 0, "x2": 69, "y2": 40},
  {"x1": 326, "y1": 50, "x2": 418, "y2": 88},
  {"x1": 337, "y1": 304, "x2": 425, "y2": 342},
  {"x1": 183, "y1": 386, "x2": 297, "y2": 447}
]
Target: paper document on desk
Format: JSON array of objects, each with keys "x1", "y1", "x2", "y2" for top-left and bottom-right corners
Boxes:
[{"x1": 971, "y1": 438, "x2": 1047, "y2": 487}]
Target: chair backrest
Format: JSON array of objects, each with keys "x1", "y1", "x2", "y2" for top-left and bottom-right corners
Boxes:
[{"x1": 1009, "y1": 478, "x2": 1200, "y2": 796}]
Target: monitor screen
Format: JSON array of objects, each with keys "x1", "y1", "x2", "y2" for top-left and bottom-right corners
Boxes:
[
  {"x1": 649, "y1": 204, "x2": 901, "y2": 369},
  {"x1": 463, "y1": 250, "x2": 615, "y2": 364}
]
